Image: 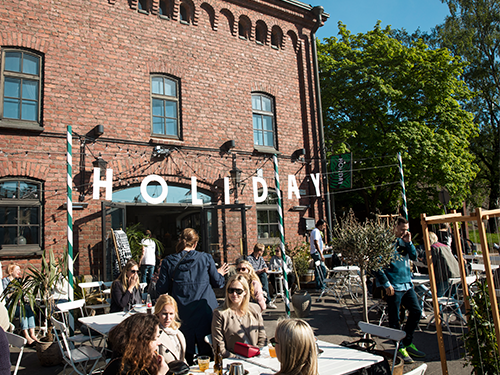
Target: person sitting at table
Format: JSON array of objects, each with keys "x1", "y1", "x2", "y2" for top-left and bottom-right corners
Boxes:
[
  {"x1": 212, "y1": 274, "x2": 267, "y2": 358},
  {"x1": 110, "y1": 259, "x2": 143, "y2": 313},
  {"x1": 104, "y1": 313, "x2": 169, "y2": 375},
  {"x1": 1, "y1": 262, "x2": 38, "y2": 346},
  {"x1": 247, "y1": 243, "x2": 276, "y2": 309},
  {"x1": 154, "y1": 294, "x2": 186, "y2": 363},
  {"x1": 236, "y1": 260, "x2": 266, "y2": 311},
  {"x1": 273, "y1": 318, "x2": 318, "y2": 375},
  {"x1": 269, "y1": 247, "x2": 297, "y2": 295}
]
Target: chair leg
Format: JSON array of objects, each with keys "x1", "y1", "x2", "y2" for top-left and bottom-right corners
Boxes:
[{"x1": 392, "y1": 341, "x2": 400, "y2": 375}]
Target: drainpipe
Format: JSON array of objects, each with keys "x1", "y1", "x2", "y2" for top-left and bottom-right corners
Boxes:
[{"x1": 310, "y1": 5, "x2": 333, "y2": 240}]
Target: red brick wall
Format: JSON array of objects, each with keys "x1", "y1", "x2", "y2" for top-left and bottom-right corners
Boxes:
[{"x1": 0, "y1": 0, "x2": 327, "y2": 277}]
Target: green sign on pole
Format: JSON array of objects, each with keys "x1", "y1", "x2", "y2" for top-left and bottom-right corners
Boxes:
[{"x1": 329, "y1": 153, "x2": 352, "y2": 189}]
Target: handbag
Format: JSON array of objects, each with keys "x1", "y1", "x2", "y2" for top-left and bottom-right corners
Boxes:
[
  {"x1": 340, "y1": 338, "x2": 391, "y2": 375},
  {"x1": 233, "y1": 342, "x2": 260, "y2": 358},
  {"x1": 167, "y1": 360, "x2": 190, "y2": 375}
]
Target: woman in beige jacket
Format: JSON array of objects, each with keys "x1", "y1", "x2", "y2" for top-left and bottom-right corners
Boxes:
[
  {"x1": 155, "y1": 294, "x2": 187, "y2": 363},
  {"x1": 212, "y1": 274, "x2": 267, "y2": 358}
]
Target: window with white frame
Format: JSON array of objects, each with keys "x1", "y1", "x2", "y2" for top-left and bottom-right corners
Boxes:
[
  {"x1": 0, "y1": 179, "x2": 42, "y2": 253},
  {"x1": 257, "y1": 189, "x2": 280, "y2": 241},
  {"x1": 252, "y1": 93, "x2": 275, "y2": 149},
  {"x1": 1, "y1": 49, "x2": 42, "y2": 128},
  {"x1": 151, "y1": 75, "x2": 180, "y2": 138}
]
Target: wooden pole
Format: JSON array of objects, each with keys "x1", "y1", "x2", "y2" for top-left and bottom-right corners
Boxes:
[
  {"x1": 450, "y1": 210, "x2": 471, "y2": 314},
  {"x1": 476, "y1": 207, "x2": 500, "y2": 358},
  {"x1": 421, "y1": 213, "x2": 448, "y2": 375},
  {"x1": 110, "y1": 229, "x2": 122, "y2": 272}
]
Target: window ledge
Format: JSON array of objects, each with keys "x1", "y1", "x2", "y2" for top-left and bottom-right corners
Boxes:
[
  {"x1": 0, "y1": 247, "x2": 42, "y2": 260},
  {"x1": 150, "y1": 137, "x2": 185, "y2": 146},
  {"x1": 0, "y1": 120, "x2": 43, "y2": 132},
  {"x1": 180, "y1": 20, "x2": 190, "y2": 25},
  {"x1": 138, "y1": 9, "x2": 149, "y2": 14},
  {"x1": 253, "y1": 145, "x2": 281, "y2": 155},
  {"x1": 159, "y1": 15, "x2": 170, "y2": 20}
]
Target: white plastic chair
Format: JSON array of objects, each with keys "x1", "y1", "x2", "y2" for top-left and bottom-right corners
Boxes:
[
  {"x1": 79, "y1": 281, "x2": 110, "y2": 315},
  {"x1": 6, "y1": 331, "x2": 27, "y2": 375},
  {"x1": 358, "y1": 321, "x2": 406, "y2": 375},
  {"x1": 55, "y1": 299, "x2": 94, "y2": 348},
  {"x1": 51, "y1": 316, "x2": 102, "y2": 375},
  {"x1": 405, "y1": 363, "x2": 427, "y2": 375}
]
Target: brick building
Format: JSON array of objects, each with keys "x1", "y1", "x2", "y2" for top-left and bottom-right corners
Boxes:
[{"x1": 0, "y1": 0, "x2": 329, "y2": 280}]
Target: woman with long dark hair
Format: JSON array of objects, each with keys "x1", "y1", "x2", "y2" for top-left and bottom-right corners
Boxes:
[
  {"x1": 104, "y1": 313, "x2": 168, "y2": 375},
  {"x1": 110, "y1": 259, "x2": 142, "y2": 313},
  {"x1": 156, "y1": 228, "x2": 229, "y2": 364}
]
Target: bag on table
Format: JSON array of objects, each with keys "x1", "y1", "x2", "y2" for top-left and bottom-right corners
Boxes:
[
  {"x1": 340, "y1": 338, "x2": 391, "y2": 375},
  {"x1": 167, "y1": 360, "x2": 190, "y2": 375},
  {"x1": 234, "y1": 342, "x2": 260, "y2": 358}
]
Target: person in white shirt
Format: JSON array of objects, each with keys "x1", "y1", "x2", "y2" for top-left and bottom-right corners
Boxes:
[
  {"x1": 310, "y1": 219, "x2": 327, "y2": 291},
  {"x1": 269, "y1": 247, "x2": 296, "y2": 295},
  {"x1": 140, "y1": 230, "x2": 157, "y2": 284}
]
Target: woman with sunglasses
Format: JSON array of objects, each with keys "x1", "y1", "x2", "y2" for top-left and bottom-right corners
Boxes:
[
  {"x1": 273, "y1": 318, "x2": 318, "y2": 375},
  {"x1": 236, "y1": 260, "x2": 266, "y2": 311},
  {"x1": 104, "y1": 313, "x2": 169, "y2": 375},
  {"x1": 110, "y1": 259, "x2": 143, "y2": 313},
  {"x1": 212, "y1": 274, "x2": 266, "y2": 358}
]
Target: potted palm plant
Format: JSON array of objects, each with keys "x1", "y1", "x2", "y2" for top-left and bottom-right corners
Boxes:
[
  {"x1": 288, "y1": 241, "x2": 313, "y2": 317},
  {"x1": 1, "y1": 248, "x2": 68, "y2": 366}
]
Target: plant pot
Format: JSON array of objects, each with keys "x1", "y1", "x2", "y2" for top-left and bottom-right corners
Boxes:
[
  {"x1": 36, "y1": 338, "x2": 62, "y2": 367},
  {"x1": 300, "y1": 270, "x2": 315, "y2": 283},
  {"x1": 291, "y1": 290, "x2": 312, "y2": 318}
]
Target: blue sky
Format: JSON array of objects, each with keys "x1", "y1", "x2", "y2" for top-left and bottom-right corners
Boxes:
[{"x1": 313, "y1": 0, "x2": 451, "y2": 41}]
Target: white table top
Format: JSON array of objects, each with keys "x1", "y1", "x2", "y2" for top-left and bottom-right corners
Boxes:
[
  {"x1": 78, "y1": 311, "x2": 130, "y2": 336},
  {"x1": 219, "y1": 340, "x2": 383, "y2": 375},
  {"x1": 471, "y1": 263, "x2": 500, "y2": 272},
  {"x1": 412, "y1": 275, "x2": 430, "y2": 286},
  {"x1": 267, "y1": 270, "x2": 283, "y2": 275}
]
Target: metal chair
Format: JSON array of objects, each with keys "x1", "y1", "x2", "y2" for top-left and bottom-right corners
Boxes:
[
  {"x1": 51, "y1": 316, "x2": 102, "y2": 375},
  {"x1": 55, "y1": 299, "x2": 94, "y2": 348},
  {"x1": 405, "y1": 363, "x2": 427, "y2": 375},
  {"x1": 5, "y1": 331, "x2": 27, "y2": 375},
  {"x1": 79, "y1": 281, "x2": 110, "y2": 316},
  {"x1": 358, "y1": 321, "x2": 406, "y2": 375}
]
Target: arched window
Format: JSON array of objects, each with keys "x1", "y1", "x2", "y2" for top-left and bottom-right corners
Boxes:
[
  {"x1": 238, "y1": 16, "x2": 251, "y2": 40},
  {"x1": 159, "y1": 0, "x2": 172, "y2": 18},
  {"x1": 179, "y1": 3, "x2": 189, "y2": 23},
  {"x1": 0, "y1": 178, "x2": 42, "y2": 255},
  {"x1": 138, "y1": 0, "x2": 149, "y2": 13},
  {"x1": 151, "y1": 75, "x2": 180, "y2": 138},
  {"x1": 271, "y1": 26, "x2": 283, "y2": 49},
  {"x1": 1, "y1": 48, "x2": 42, "y2": 129},
  {"x1": 255, "y1": 21, "x2": 267, "y2": 45}
]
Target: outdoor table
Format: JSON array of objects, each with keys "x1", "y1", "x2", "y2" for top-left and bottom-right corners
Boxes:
[
  {"x1": 206, "y1": 340, "x2": 384, "y2": 375},
  {"x1": 330, "y1": 266, "x2": 361, "y2": 301}
]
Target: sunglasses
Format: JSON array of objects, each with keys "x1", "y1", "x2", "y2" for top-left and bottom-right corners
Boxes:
[
  {"x1": 270, "y1": 337, "x2": 278, "y2": 347},
  {"x1": 237, "y1": 268, "x2": 247, "y2": 272},
  {"x1": 228, "y1": 288, "x2": 244, "y2": 295},
  {"x1": 129, "y1": 270, "x2": 139, "y2": 274}
]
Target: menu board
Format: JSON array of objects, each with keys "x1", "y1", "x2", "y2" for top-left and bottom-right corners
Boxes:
[{"x1": 111, "y1": 229, "x2": 132, "y2": 279}]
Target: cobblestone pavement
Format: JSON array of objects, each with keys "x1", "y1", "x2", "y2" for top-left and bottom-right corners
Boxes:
[{"x1": 9, "y1": 289, "x2": 471, "y2": 374}]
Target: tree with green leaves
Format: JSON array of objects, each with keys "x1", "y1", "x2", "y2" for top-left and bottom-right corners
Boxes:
[
  {"x1": 318, "y1": 22, "x2": 479, "y2": 217},
  {"x1": 436, "y1": 0, "x2": 500, "y2": 215}
]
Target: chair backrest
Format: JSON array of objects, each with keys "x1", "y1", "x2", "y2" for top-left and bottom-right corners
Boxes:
[
  {"x1": 51, "y1": 316, "x2": 74, "y2": 362},
  {"x1": 405, "y1": 363, "x2": 427, "y2": 375},
  {"x1": 6, "y1": 331, "x2": 26, "y2": 375},
  {"x1": 358, "y1": 321, "x2": 406, "y2": 341},
  {"x1": 79, "y1": 281, "x2": 104, "y2": 289},
  {"x1": 56, "y1": 299, "x2": 87, "y2": 328}
]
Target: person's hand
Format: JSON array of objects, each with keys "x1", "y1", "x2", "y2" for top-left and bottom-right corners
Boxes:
[
  {"x1": 263, "y1": 267, "x2": 268, "y2": 273},
  {"x1": 385, "y1": 285, "x2": 395, "y2": 296},
  {"x1": 321, "y1": 255, "x2": 325, "y2": 262},
  {"x1": 128, "y1": 273, "x2": 139, "y2": 292},
  {"x1": 402, "y1": 231, "x2": 412, "y2": 243},
  {"x1": 218, "y1": 263, "x2": 229, "y2": 276},
  {"x1": 157, "y1": 353, "x2": 169, "y2": 375}
]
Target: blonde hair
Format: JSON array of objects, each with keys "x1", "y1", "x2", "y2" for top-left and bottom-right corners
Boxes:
[
  {"x1": 176, "y1": 228, "x2": 199, "y2": 253},
  {"x1": 275, "y1": 318, "x2": 318, "y2": 375},
  {"x1": 237, "y1": 260, "x2": 260, "y2": 283},
  {"x1": 253, "y1": 243, "x2": 265, "y2": 253},
  {"x1": 154, "y1": 294, "x2": 181, "y2": 330},
  {"x1": 115, "y1": 259, "x2": 140, "y2": 293},
  {"x1": 224, "y1": 274, "x2": 250, "y2": 315},
  {"x1": 429, "y1": 231, "x2": 438, "y2": 245},
  {"x1": 7, "y1": 263, "x2": 21, "y2": 277}
]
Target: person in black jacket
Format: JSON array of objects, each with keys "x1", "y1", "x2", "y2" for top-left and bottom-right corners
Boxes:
[
  {"x1": 110, "y1": 260, "x2": 143, "y2": 313},
  {"x1": 155, "y1": 228, "x2": 228, "y2": 364}
]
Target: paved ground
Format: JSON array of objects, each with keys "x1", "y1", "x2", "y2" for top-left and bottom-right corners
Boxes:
[{"x1": 8, "y1": 289, "x2": 472, "y2": 375}]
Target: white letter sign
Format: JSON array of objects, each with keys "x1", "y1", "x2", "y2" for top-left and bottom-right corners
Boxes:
[
  {"x1": 191, "y1": 177, "x2": 203, "y2": 205},
  {"x1": 253, "y1": 177, "x2": 268, "y2": 203},
  {"x1": 93, "y1": 168, "x2": 113, "y2": 201},
  {"x1": 288, "y1": 175, "x2": 300, "y2": 199},
  {"x1": 310, "y1": 173, "x2": 321, "y2": 197},
  {"x1": 141, "y1": 175, "x2": 168, "y2": 204}
]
